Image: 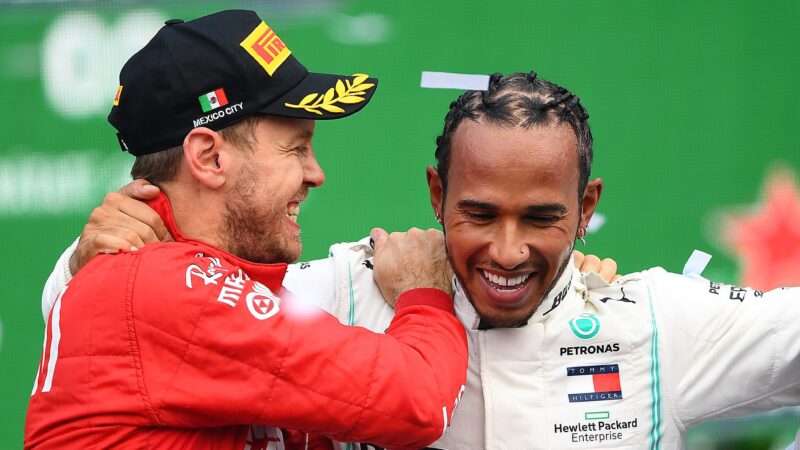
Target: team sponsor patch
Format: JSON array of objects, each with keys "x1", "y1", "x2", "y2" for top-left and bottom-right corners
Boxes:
[
  {"x1": 708, "y1": 280, "x2": 764, "y2": 302},
  {"x1": 553, "y1": 411, "x2": 638, "y2": 445},
  {"x1": 569, "y1": 313, "x2": 600, "y2": 339},
  {"x1": 542, "y1": 279, "x2": 571, "y2": 315},
  {"x1": 198, "y1": 88, "x2": 228, "y2": 113},
  {"x1": 185, "y1": 255, "x2": 228, "y2": 288},
  {"x1": 184, "y1": 256, "x2": 280, "y2": 321},
  {"x1": 246, "y1": 282, "x2": 281, "y2": 321},
  {"x1": 240, "y1": 21, "x2": 291, "y2": 76},
  {"x1": 560, "y1": 343, "x2": 620, "y2": 356},
  {"x1": 566, "y1": 364, "x2": 622, "y2": 402}
]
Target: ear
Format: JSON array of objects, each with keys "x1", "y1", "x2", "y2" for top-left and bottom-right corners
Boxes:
[
  {"x1": 426, "y1": 166, "x2": 444, "y2": 219},
  {"x1": 579, "y1": 178, "x2": 603, "y2": 229},
  {"x1": 183, "y1": 127, "x2": 229, "y2": 190}
]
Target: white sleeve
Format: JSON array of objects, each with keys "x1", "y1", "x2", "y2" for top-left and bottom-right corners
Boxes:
[
  {"x1": 650, "y1": 269, "x2": 800, "y2": 426},
  {"x1": 41, "y1": 237, "x2": 79, "y2": 322},
  {"x1": 283, "y1": 257, "x2": 338, "y2": 315},
  {"x1": 326, "y1": 237, "x2": 395, "y2": 332},
  {"x1": 285, "y1": 237, "x2": 394, "y2": 333}
]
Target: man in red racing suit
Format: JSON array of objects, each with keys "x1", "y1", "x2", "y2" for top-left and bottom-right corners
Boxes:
[
  {"x1": 26, "y1": 194, "x2": 466, "y2": 449},
  {"x1": 25, "y1": 9, "x2": 467, "y2": 450}
]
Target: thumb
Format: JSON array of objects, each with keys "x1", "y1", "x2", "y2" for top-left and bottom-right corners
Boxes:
[
  {"x1": 370, "y1": 228, "x2": 389, "y2": 252},
  {"x1": 120, "y1": 179, "x2": 160, "y2": 201}
]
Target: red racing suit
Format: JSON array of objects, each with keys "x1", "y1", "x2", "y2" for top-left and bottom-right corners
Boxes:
[{"x1": 25, "y1": 193, "x2": 468, "y2": 450}]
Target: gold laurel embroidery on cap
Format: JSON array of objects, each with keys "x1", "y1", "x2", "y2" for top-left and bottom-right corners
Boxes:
[{"x1": 284, "y1": 74, "x2": 375, "y2": 116}]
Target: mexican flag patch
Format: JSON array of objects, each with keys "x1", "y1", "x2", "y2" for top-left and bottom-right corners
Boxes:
[{"x1": 198, "y1": 88, "x2": 228, "y2": 113}]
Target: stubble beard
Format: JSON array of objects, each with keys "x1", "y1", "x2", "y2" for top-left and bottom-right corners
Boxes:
[
  {"x1": 220, "y1": 166, "x2": 301, "y2": 264},
  {"x1": 445, "y1": 234, "x2": 574, "y2": 329}
]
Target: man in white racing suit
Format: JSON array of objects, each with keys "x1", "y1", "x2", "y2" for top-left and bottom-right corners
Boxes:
[{"x1": 42, "y1": 71, "x2": 800, "y2": 449}]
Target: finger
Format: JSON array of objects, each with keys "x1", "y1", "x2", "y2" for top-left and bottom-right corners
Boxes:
[
  {"x1": 115, "y1": 196, "x2": 171, "y2": 243},
  {"x1": 80, "y1": 233, "x2": 140, "y2": 261},
  {"x1": 572, "y1": 250, "x2": 585, "y2": 268},
  {"x1": 119, "y1": 179, "x2": 160, "y2": 201},
  {"x1": 598, "y1": 258, "x2": 619, "y2": 283},
  {"x1": 611, "y1": 274, "x2": 622, "y2": 283},
  {"x1": 580, "y1": 254, "x2": 602, "y2": 273},
  {"x1": 370, "y1": 228, "x2": 389, "y2": 252},
  {"x1": 93, "y1": 213, "x2": 158, "y2": 246},
  {"x1": 425, "y1": 228, "x2": 444, "y2": 239}
]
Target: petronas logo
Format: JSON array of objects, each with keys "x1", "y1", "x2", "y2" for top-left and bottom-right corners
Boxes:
[{"x1": 569, "y1": 313, "x2": 600, "y2": 340}]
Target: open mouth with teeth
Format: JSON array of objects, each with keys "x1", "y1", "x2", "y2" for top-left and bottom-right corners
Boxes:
[
  {"x1": 286, "y1": 202, "x2": 300, "y2": 223},
  {"x1": 478, "y1": 269, "x2": 536, "y2": 305}
]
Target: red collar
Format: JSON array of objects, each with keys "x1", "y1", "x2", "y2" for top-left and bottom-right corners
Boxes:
[{"x1": 147, "y1": 192, "x2": 287, "y2": 292}]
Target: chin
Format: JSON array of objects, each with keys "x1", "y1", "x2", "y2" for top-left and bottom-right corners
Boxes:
[{"x1": 471, "y1": 299, "x2": 539, "y2": 328}]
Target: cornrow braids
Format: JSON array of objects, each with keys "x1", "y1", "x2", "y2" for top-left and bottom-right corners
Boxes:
[{"x1": 434, "y1": 72, "x2": 593, "y2": 200}]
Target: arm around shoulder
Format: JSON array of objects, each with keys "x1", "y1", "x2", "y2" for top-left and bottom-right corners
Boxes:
[
  {"x1": 41, "y1": 237, "x2": 79, "y2": 322},
  {"x1": 134, "y1": 246, "x2": 467, "y2": 448}
]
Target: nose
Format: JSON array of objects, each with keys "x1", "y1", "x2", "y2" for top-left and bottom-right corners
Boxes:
[
  {"x1": 304, "y1": 150, "x2": 326, "y2": 188},
  {"x1": 487, "y1": 223, "x2": 530, "y2": 269}
]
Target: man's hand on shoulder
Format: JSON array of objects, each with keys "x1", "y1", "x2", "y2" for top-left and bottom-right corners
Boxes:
[
  {"x1": 573, "y1": 250, "x2": 620, "y2": 283},
  {"x1": 371, "y1": 227, "x2": 453, "y2": 307},
  {"x1": 69, "y1": 179, "x2": 173, "y2": 275}
]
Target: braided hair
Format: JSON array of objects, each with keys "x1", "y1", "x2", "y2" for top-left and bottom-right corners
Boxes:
[{"x1": 434, "y1": 71, "x2": 593, "y2": 199}]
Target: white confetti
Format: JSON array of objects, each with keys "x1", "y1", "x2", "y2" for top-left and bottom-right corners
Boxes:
[
  {"x1": 420, "y1": 71, "x2": 490, "y2": 91},
  {"x1": 682, "y1": 250, "x2": 713, "y2": 277},
  {"x1": 587, "y1": 212, "x2": 606, "y2": 234}
]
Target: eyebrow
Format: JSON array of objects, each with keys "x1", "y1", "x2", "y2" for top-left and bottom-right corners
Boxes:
[
  {"x1": 456, "y1": 199, "x2": 568, "y2": 214},
  {"x1": 280, "y1": 130, "x2": 314, "y2": 148},
  {"x1": 292, "y1": 130, "x2": 314, "y2": 142}
]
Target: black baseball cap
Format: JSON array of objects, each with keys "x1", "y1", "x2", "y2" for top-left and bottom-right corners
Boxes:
[{"x1": 109, "y1": 9, "x2": 378, "y2": 156}]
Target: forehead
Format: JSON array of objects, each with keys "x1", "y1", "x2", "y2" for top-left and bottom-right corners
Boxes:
[
  {"x1": 255, "y1": 116, "x2": 315, "y2": 142},
  {"x1": 447, "y1": 120, "x2": 580, "y2": 202}
]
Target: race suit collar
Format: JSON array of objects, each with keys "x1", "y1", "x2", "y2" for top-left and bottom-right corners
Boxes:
[
  {"x1": 146, "y1": 192, "x2": 287, "y2": 292},
  {"x1": 453, "y1": 259, "x2": 578, "y2": 330}
]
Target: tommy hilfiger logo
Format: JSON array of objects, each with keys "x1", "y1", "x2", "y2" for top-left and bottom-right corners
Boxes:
[{"x1": 566, "y1": 364, "x2": 622, "y2": 403}]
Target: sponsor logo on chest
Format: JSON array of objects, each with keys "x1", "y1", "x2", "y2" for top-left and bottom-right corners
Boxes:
[
  {"x1": 561, "y1": 313, "x2": 622, "y2": 357},
  {"x1": 566, "y1": 364, "x2": 623, "y2": 403},
  {"x1": 553, "y1": 411, "x2": 639, "y2": 446}
]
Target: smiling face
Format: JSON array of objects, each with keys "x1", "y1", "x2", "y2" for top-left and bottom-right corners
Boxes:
[
  {"x1": 221, "y1": 116, "x2": 324, "y2": 264},
  {"x1": 429, "y1": 119, "x2": 598, "y2": 327}
]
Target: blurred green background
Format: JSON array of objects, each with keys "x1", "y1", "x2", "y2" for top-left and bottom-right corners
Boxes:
[{"x1": 1, "y1": 1, "x2": 799, "y2": 448}]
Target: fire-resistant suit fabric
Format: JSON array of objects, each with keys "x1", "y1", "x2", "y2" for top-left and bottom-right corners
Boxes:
[
  {"x1": 282, "y1": 238, "x2": 800, "y2": 450},
  {"x1": 27, "y1": 196, "x2": 468, "y2": 450},
  {"x1": 42, "y1": 236, "x2": 800, "y2": 449}
]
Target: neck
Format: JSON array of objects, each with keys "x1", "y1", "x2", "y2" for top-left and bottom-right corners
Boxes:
[{"x1": 160, "y1": 181, "x2": 227, "y2": 250}]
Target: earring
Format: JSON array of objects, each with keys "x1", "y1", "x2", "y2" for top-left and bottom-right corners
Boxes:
[
  {"x1": 435, "y1": 212, "x2": 442, "y2": 224},
  {"x1": 576, "y1": 226, "x2": 587, "y2": 246}
]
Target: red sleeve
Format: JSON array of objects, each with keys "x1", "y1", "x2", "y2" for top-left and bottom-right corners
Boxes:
[{"x1": 131, "y1": 245, "x2": 467, "y2": 449}]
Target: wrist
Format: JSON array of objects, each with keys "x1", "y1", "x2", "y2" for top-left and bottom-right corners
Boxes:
[
  {"x1": 394, "y1": 288, "x2": 454, "y2": 314},
  {"x1": 68, "y1": 251, "x2": 79, "y2": 276}
]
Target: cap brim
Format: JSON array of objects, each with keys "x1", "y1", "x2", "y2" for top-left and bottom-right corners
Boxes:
[{"x1": 260, "y1": 72, "x2": 378, "y2": 120}]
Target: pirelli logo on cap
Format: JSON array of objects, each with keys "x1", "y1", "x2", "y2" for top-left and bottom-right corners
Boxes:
[{"x1": 240, "y1": 21, "x2": 291, "y2": 76}]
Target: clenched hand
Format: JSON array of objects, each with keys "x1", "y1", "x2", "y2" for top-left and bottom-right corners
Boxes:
[
  {"x1": 69, "y1": 179, "x2": 172, "y2": 275},
  {"x1": 371, "y1": 227, "x2": 453, "y2": 307}
]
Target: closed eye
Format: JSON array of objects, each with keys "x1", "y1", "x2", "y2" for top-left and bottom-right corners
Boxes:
[
  {"x1": 464, "y1": 211, "x2": 495, "y2": 222},
  {"x1": 525, "y1": 215, "x2": 561, "y2": 224}
]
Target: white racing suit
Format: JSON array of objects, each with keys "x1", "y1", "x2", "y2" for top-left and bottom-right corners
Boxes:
[{"x1": 44, "y1": 237, "x2": 800, "y2": 449}]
